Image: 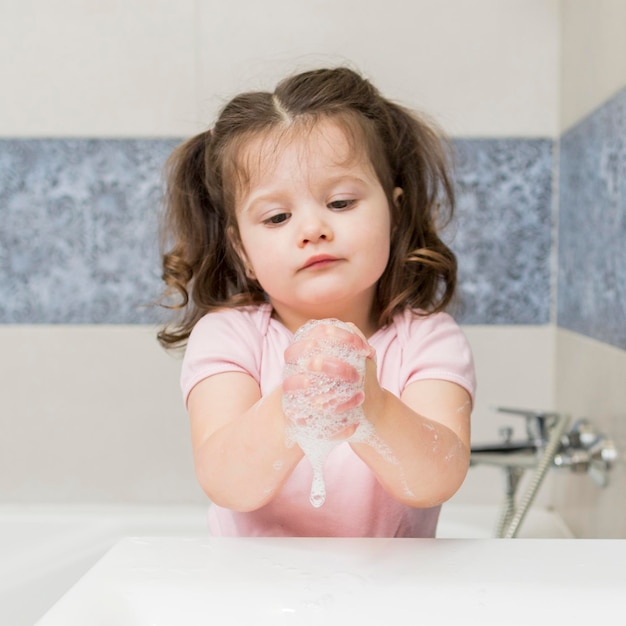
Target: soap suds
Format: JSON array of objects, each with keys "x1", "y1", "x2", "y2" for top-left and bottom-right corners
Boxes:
[{"x1": 282, "y1": 319, "x2": 394, "y2": 507}]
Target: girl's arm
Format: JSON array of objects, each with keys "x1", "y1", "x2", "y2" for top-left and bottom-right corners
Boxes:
[
  {"x1": 351, "y1": 358, "x2": 472, "y2": 508},
  {"x1": 188, "y1": 327, "x2": 471, "y2": 512},
  {"x1": 187, "y1": 373, "x2": 304, "y2": 511},
  {"x1": 283, "y1": 322, "x2": 471, "y2": 509}
]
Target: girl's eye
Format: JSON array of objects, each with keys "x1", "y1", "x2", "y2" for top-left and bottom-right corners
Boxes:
[
  {"x1": 328, "y1": 199, "x2": 356, "y2": 210},
  {"x1": 263, "y1": 212, "x2": 290, "y2": 226}
]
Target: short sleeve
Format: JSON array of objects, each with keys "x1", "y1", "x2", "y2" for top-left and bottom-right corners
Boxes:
[
  {"x1": 399, "y1": 310, "x2": 476, "y2": 403},
  {"x1": 180, "y1": 309, "x2": 264, "y2": 407}
]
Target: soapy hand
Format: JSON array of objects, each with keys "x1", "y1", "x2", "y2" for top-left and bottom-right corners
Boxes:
[
  {"x1": 282, "y1": 319, "x2": 386, "y2": 508},
  {"x1": 282, "y1": 319, "x2": 374, "y2": 441}
]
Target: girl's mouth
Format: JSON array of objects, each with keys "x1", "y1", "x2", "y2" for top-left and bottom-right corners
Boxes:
[{"x1": 301, "y1": 255, "x2": 340, "y2": 270}]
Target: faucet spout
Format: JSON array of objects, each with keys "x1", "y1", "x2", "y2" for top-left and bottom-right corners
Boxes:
[{"x1": 470, "y1": 449, "x2": 538, "y2": 469}]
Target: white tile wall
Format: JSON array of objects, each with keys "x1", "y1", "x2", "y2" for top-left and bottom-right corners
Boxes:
[
  {"x1": 0, "y1": 326, "x2": 203, "y2": 504},
  {"x1": 0, "y1": 0, "x2": 198, "y2": 137},
  {"x1": 451, "y1": 326, "x2": 556, "y2": 508},
  {"x1": 560, "y1": 0, "x2": 626, "y2": 132},
  {"x1": 194, "y1": 0, "x2": 560, "y2": 137},
  {"x1": 0, "y1": 0, "x2": 560, "y2": 138},
  {"x1": 551, "y1": 330, "x2": 626, "y2": 538}
]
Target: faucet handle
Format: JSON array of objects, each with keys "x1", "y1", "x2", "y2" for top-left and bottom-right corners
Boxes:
[
  {"x1": 555, "y1": 419, "x2": 619, "y2": 487},
  {"x1": 494, "y1": 407, "x2": 559, "y2": 443},
  {"x1": 498, "y1": 426, "x2": 514, "y2": 443}
]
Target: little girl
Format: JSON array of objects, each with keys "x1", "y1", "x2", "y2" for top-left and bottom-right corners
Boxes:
[{"x1": 158, "y1": 66, "x2": 476, "y2": 537}]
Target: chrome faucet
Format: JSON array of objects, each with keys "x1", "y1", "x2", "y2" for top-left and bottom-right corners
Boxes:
[
  {"x1": 553, "y1": 418, "x2": 618, "y2": 487},
  {"x1": 471, "y1": 407, "x2": 562, "y2": 469},
  {"x1": 470, "y1": 407, "x2": 617, "y2": 537}
]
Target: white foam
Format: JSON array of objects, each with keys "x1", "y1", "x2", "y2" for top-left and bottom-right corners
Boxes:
[{"x1": 282, "y1": 319, "x2": 393, "y2": 507}]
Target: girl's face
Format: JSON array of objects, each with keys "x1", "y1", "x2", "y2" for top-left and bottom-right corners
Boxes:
[{"x1": 233, "y1": 118, "x2": 397, "y2": 335}]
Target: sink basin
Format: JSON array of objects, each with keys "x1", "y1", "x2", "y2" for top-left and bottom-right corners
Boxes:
[{"x1": 38, "y1": 537, "x2": 625, "y2": 625}]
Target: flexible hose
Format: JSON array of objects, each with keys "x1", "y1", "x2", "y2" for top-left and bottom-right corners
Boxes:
[
  {"x1": 495, "y1": 493, "x2": 515, "y2": 537},
  {"x1": 495, "y1": 465, "x2": 522, "y2": 537},
  {"x1": 503, "y1": 414, "x2": 571, "y2": 538}
]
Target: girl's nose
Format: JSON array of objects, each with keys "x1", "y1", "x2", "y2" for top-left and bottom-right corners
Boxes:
[{"x1": 298, "y1": 210, "x2": 333, "y2": 246}]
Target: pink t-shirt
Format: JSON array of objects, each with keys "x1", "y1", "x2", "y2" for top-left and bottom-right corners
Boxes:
[{"x1": 181, "y1": 303, "x2": 476, "y2": 537}]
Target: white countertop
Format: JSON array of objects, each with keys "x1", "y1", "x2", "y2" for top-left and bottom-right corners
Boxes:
[{"x1": 38, "y1": 536, "x2": 625, "y2": 625}]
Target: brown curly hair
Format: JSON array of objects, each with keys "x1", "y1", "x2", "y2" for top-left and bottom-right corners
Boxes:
[{"x1": 157, "y1": 67, "x2": 457, "y2": 348}]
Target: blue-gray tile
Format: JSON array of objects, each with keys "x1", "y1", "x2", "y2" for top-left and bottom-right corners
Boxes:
[
  {"x1": 558, "y1": 87, "x2": 626, "y2": 350},
  {"x1": 0, "y1": 137, "x2": 554, "y2": 325},
  {"x1": 451, "y1": 139, "x2": 554, "y2": 325},
  {"x1": 0, "y1": 139, "x2": 179, "y2": 323}
]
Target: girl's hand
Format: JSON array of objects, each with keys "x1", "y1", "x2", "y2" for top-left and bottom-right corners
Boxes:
[{"x1": 282, "y1": 320, "x2": 375, "y2": 441}]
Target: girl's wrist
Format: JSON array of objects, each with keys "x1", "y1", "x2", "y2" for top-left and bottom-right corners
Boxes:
[{"x1": 361, "y1": 355, "x2": 386, "y2": 426}]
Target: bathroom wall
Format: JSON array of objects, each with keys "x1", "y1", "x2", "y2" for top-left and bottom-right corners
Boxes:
[
  {"x1": 2, "y1": 1, "x2": 610, "y2": 523},
  {"x1": 549, "y1": 0, "x2": 626, "y2": 538}
]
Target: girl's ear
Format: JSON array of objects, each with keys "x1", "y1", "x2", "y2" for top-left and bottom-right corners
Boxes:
[
  {"x1": 392, "y1": 187, "x2": 403, "y2": 207},
  {"x1": 243, "y1": 261, "x2": 256, "y2": 280},
  {"x1": 390, "y1": 187, "x2": 403, "y2": 235}
]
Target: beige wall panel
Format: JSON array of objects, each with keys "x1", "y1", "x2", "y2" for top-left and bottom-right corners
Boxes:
[
  {"x1": 0, "y1": 0, "x2": 559, "y2": 137},
  {"x1": 551, "y1": 329, "x2": 626, "y2": 537},
  {"x1": 561, "y1": 0, "x2": 626, "y2": 131},
  {"x1": 0, "y1": 0, "x2": 198, "y2": 137},
  {"x1": 451, "y1": 325, "x2": 556, "y2": 507},
  {"x1": 196, "y1": 0, "x2": 560, "y2": 138},
  {"x1": 0, "y1": 325, "x2": 204, "y2": 504}
]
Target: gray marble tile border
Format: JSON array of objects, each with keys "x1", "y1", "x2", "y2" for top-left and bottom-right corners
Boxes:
[
  {"x1": 451, "y1": 138, "x2": 553, "y2": 325},
  {"x1": 0, "y1": 137, "x2": 555, "y2": 327},
  {"x1": 0, "y1": 139, "x2": 178, "y2": 324},
  {"x1": 558, "y1": 87, "x2": 626, "y2": 350}
]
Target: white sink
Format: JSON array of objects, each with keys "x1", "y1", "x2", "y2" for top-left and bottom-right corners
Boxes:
[{"x1": 38, "y1": 537, "x2": 625, "y2": 625}]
